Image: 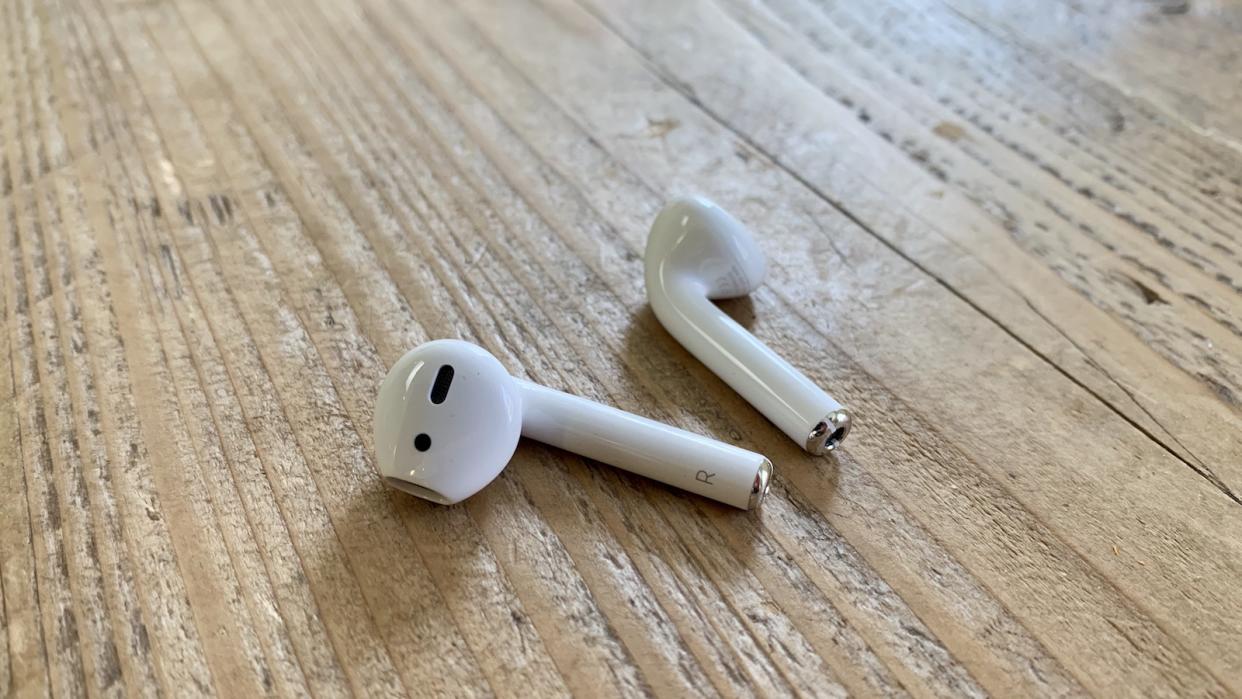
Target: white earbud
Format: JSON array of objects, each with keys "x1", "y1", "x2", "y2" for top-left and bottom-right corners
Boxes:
[
  {"x1": 374, "y1": 340, "x2": 773, "y2": 509},
  {"x1": 645, "y1": 197, "x2": 850, "y2": 454}
]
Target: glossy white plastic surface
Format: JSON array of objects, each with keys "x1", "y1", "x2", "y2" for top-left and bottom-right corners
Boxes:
[
  {"x1": 646, "y1": 197, "x2": 848, "y2": 453},
  {"x1": 519, "y1": 380, "x2": 769, "y2": 509},
  {"x1": 374, "y1": 339, "x2": 771, "y2": 508},
  {"x1": 374, "y1": 340, "x2": 523, "y2": 504}
]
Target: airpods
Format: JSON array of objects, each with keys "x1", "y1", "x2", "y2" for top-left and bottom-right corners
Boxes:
[
  {"x1": 374, "y1": 340, "x2": 773, "y2": 509},
  {"x1": 645, "y1": 197, "x2": 851, "y2": 454}
]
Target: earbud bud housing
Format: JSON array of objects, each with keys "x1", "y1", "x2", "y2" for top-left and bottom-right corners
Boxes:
[{"x1": 374, "y1": 340, "x2": 523, "y2": 504}]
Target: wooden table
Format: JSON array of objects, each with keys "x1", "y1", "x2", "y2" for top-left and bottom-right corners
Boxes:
[{"x1": 3, "y1": 0, "x2": 1241, "y2": 695}]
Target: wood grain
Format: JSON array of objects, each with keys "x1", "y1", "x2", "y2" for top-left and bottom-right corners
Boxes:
[{"x1": 2, "y1": 0, "x2": 1240, "y2": 696}]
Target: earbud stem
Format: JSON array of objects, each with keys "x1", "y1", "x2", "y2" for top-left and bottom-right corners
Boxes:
[
  {"x1": 650, "y1": 277, "x2": 849, "y2": 454},
  {"x1": 517, "y1": 380, "x2": 771, "y2": 509}
]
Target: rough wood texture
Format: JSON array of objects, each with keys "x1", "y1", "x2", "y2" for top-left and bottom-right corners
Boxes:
[{"x1": 3, "y1": 0, "x2": 1241, "y2": 695}]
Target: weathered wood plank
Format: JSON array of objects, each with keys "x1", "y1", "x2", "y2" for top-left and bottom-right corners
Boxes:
[
  {"x1": 409, "y1": 0, "x2": 1242, "y2": 692},
  {"x1": 948, "y1": 0, "x2": 1242, "y2": 146},
  {"x1": 2, "y1": 0, "x2": 1240, "y2": 695}
]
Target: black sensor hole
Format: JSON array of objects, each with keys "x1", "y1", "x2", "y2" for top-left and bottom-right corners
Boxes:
[
  {"x1": 414, "y1": 433, "x2": 431, "y2": 452},
  {"x1": 826, "y1": 428, "x2": 846, "y2": 448},
  {"x1": 430, "y1": 365, "x2": 454, "y2": 404}
]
